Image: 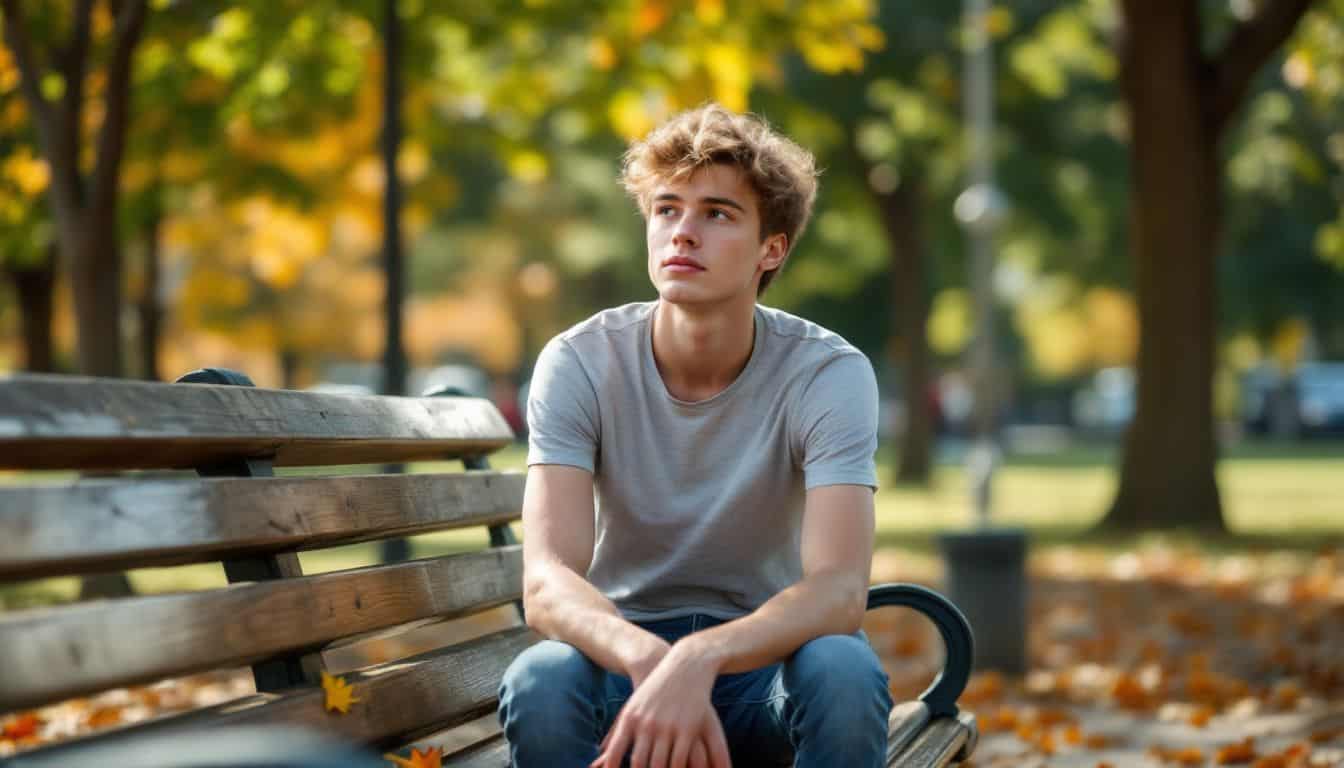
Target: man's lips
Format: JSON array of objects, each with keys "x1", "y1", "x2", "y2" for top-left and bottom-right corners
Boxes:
[{"x1": 661, "y1": 256, "x2": 705, "y2": 271}]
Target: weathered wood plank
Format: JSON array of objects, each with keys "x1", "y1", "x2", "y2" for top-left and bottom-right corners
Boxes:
[
  {"x1": 886, "y1": 700, "x2": 932, "y2": 763},
  {"x1": 0, "y1": 472, "x2": 524, "y2": 580},
  {"x1": 0, "y1": 548, "x2": 524, "y2": 714},
  {"x1": 954, "y1": 711, "x2": 978, "y2": 763},
  {"x1": 0, "y1": 374, "x2": 513, "y2": 469},
  {"x1": 891, "y1": 711, "x2": 976, "y2": 768},
  {"x1": 7, "y1": 628, "x2": 537, "y2": 767},
  {"x1": 442, "y1": 733, "x2": 510, "y2": 768}
]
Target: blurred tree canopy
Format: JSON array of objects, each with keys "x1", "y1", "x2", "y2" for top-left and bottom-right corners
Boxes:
[{"x1": 1, "y1": 1, "x2": 1342, "y2": 526}]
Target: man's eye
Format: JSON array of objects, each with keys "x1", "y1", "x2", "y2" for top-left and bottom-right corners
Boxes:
[
  {"x1": 655, "y1": 206, "x2": 676, "y2": 216},
  {"x1": 708, "y1": 209, "x2": 729, "y2": 220}
]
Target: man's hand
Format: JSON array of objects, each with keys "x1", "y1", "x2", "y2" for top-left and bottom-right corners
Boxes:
[{"x1": 592, "y1": 643, "x2": 731, "y2": 768}]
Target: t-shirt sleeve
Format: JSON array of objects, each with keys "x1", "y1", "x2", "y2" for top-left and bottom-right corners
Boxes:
[
  {"x1": 796, "y1": 352, "x2": 880, "y2": 491},
  {"x1": 526, "y1": 337, "x2": 600, "y2": 472}
]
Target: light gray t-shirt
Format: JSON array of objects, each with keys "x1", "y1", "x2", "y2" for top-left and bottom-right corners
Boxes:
[{"x1": 527, "y1": 301, "x2": 879, "y2": 621}]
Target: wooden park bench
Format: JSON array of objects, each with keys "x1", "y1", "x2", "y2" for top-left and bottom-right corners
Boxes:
[{"x1": 0, "y1": 370, "x2": 977, "y2": 767}]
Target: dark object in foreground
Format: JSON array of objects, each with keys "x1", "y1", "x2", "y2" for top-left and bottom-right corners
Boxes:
[
  {"x1": 0, "y1": 371, "x2": 976, "y2": 766},
  {"x1": 7, "y1": 726, "x2": 388, "y2": 768}
]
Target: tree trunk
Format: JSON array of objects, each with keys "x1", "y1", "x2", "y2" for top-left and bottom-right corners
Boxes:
[
  {"x1": 874, "y1": 175, "x2": 934, "y2": 486},
  {"x1": 138, "y1": 202, "x2": 162, "y2": 381},
  {"x1": 1101, "y1": 4, "x2": 1223, "y2": 531},
  {"x1": 8, "y1": 248, "x2": 56, "y2": 373},
  {"x1": 64, "y1": 214, "x2": 125, "y2": 378}
]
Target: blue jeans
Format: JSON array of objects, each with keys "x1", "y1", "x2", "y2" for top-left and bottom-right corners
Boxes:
[{"x1": 497, "y1": 614, "x2": 893, "y2": 767}]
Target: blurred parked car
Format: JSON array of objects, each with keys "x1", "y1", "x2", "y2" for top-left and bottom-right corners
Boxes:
[
  {"x1": 1241, "y1": 365, "x2": 1293, "y2": 436},
  {"x1": 1071, "y1": 367, "x2": 1134, "y2": 436},
  {"x1": 1242, "y1": 362, "x2": 1344, "y2": 437},
  {"x1": 1296, "y1": 363, "x2": 1344, "y2": 435}
]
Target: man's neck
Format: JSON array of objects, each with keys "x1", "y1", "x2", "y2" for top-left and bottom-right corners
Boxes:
[{"x1": 651, "y1": 299, "x2": 757, "y2": 402}]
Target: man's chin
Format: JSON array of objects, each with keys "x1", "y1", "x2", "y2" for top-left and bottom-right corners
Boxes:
[
  {"x1": 654, "y1": 289, "x2": 760, "y2": 315},
  {"x1": 656, "y1": 286, "x2": 715, "y2": 306}
]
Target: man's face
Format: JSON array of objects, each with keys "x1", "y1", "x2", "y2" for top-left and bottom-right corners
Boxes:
[{"x1": 645, "y1": 164, "x2": 786, "y2": 307}]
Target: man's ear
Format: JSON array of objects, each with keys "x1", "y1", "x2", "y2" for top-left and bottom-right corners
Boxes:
[{"x1": 760, "y1": 233, "x2": 788, "y2": 271}]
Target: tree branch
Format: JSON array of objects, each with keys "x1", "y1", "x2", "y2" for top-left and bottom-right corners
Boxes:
[
  {"x1": 0, "y1": 1, "x2": 53, "y2": 142},
  {"x1": 89, "y1": 0, "x2": 147, "y2": 220},
  {"x1": 1, "y1": 0, "x2": 79, "y2": 230},
  {"x1": 58, "y1": 0, "x2": 95, "y2": 206},
  {"x1": 1210, "y1": 0, "x2": 1316, "y2": 131}
]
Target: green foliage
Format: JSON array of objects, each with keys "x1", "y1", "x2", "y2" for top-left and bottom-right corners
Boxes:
[{"x1": 3, "y1": 0, "x2": 1342, "y2": 373}]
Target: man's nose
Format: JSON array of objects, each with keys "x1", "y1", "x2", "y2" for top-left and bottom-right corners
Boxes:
[{"x1": 671, "y1": 215, "x2": 699, "y2": 248}]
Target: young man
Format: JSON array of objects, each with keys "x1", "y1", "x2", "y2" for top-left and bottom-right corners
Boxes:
[{"x1": 498, "y1": 103, "x2": 891, "y2": 768}]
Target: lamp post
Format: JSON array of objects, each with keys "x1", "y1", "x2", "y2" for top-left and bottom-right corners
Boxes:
[
  {"x1": 380, "y1": 0, "x2": 411, "y2": 564},
  {"x1": 940, "y1": 0, "x2": 1027, "y2": 675}
]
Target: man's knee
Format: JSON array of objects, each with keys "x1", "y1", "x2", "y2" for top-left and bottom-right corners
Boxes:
[
  {"x1": 499, "y1": 641, "x2": 607, "y2": 764},
  {"x1": 786, "y1": 633, "x2": 890, "y2": 709},
  {"x1": 784, "y1": 634, "x2": 892, "y2": 766},
  {"x1": 499, "y1": 640, "x2": 603, "y2": 709}
]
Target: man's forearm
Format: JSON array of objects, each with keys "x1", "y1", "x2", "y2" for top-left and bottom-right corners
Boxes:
[
  {"x1": 523, "y1": 562, "x2": 666, "y2": 679},
  {"x1": 676, "y1": 569, "x2": 867, "y2": 675}
]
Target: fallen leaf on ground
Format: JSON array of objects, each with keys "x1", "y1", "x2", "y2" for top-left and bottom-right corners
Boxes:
[
  {"x1": 2, "y1": 714, "x2": 41, "y2": 740},
  {"x1": 1214, "y1": 736, "x2": 1257, "y2": 764}
]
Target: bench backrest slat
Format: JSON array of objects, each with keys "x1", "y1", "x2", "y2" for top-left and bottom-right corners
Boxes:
[
  {"x1": 0, "y1": 547, "x2": 523, "y2": 714},
  {"x1": 0, "y1": 375, "x2": 513, "y2": 470},
  {"x1": 0, "y1": 472, "x2": 524, "y2": 581}
]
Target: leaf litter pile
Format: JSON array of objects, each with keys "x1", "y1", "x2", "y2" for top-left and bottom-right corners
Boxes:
[
  {"x1": 865, "y1": 544, "x2": 1344, "y2": 767},
  {"x1": 3, "y1": 543, "x2": 1343, "y2": 767}
]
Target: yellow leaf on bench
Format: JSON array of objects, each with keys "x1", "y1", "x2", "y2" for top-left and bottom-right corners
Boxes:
[{"x1": 321, "y1": 671, "x2": 359, "y2": 714}]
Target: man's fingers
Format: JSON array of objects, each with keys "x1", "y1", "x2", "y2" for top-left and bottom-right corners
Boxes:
[
  {"x1": 648, "y1": 735, "x2": 671, "y2": 768},
  {"x1": 592, "y1": 714, "x2": 631, "y2": 768},
  {"x1": 629, "y1": 729, "x2": 652, "y2": 768},
  {"x1": 668, "y1": 734, "x2": 694, "y2": 768},
  {"x1": 689, "y1": 740, "x2": 709, "y2": 768},
  {"x1": 704, "y1": 713, "x2": 732, "y2": 768}
]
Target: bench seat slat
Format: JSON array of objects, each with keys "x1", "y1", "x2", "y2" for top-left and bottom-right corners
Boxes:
[
  {"x1": 0, "y1": 548, "x2": 523, "y2": 714},
  {"x1": 0, "y1": 375, "x2": 513, "y2": 470},
  {"x1": 8, "y1": 628, "x2": 537, "y2": 767},
  {"x1": 890, "y1": 711, "x2": 977, "y2": 768},
  {"x1": 886, "y1": 700, "x2": 932, "y2": 762},
  {"x1": 0, "y1": 472, "x2": 524, "y2": 580},
  {"x1": 441, "y1": 733, "x2": 510, "y2": 767}
]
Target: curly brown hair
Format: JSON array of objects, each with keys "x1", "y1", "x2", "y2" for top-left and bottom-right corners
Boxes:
[{"x1": 619, "y1": 103, "x2": 819, "y2": 295}]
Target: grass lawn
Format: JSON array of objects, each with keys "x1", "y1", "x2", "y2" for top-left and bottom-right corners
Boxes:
[{"x1": 2, "y1": 439, "x2": 1341, "y2": 609}]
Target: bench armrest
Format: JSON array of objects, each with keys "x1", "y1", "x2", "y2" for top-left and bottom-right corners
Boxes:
[{"x1": 866, "y1": 583, "x2": 974, "y2": 718}]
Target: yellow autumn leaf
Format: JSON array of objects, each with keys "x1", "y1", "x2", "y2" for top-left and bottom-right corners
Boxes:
[
  {"x1": 588, "y1": 36, "x2": 617, "y2": 70},
  {"x1": 608, "y1": 88, "x2": 663, "y2": 141},
  {"x1": 695, "y1": 0, "x2": 724, "y2": 25},
  {"x1": 2, "y1": 147, "x2": 50, "y2": 197},
  {"x1": 321, "y1": 670, "x2": 359, "y2": 714},
  {"x1": 703, "y1": 43, "x2": 751, "y2": 112},
  {"x1": 506, "y1": 150, "x2": 548, "y2": 184},
  {"x1": 632, "y1": 0, "x2": 668, "y2": 38}
]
